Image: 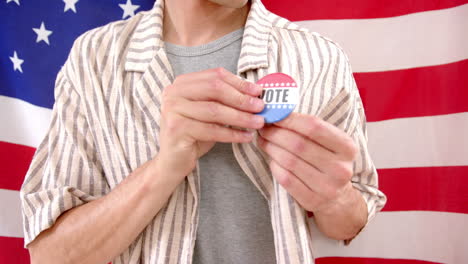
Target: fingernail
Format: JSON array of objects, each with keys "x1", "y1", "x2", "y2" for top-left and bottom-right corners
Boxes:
[
  {"x1": 253, "y1": 98, "x2": 264, "y2": 109},
  {"x1": 249, "y1": 83, "x2": 263, "y2": 94},
  {"x1": 252, "y1": 115, "x2": 264, "y2": 126},
  {"x1": 242, "y1": 130, "x2": 255, "y2": 138},
  {"x1": 255, "y1": 84, "x2": 263, "y2": 93}
]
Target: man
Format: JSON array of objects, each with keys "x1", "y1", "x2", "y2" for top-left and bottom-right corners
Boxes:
[{"x1": 20, "y1": 0, "x2": 386, "y2": 263}]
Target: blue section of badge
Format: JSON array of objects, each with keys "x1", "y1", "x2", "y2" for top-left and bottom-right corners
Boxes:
[{"x1": 256, "y1": 104, "x2": 296, "y2": 123}]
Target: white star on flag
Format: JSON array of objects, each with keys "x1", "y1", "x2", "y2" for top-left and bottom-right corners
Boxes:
[
  {"x1": 63, "y1": 0, "x2": 79, "y2": 13},
  {"x1": 33, "y1": 22, "x2": 53, "y2": 45},
  {"x1": 119, "y1": 0, "x2": 140, "y2": 19},
  {"x1": 6, "y1": 0, "x2": 20, "y2": 5},
  {"x1": 9, "y1": 51, "x2": 24, "y2": 73}
]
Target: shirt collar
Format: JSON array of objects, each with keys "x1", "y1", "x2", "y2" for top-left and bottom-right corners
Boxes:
[{"x1": 124, "y1": 0, "x2": 271, "y2": 74}]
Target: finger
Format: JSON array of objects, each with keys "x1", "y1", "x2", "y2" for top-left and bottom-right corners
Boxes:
[
  {"x1": 172, "y1": 74, "x2": 265, "y2": 114},
  {"x1": 184, "y1": 117, "x2": 255, "y2": 143},
  {"x1": 269, "y1": 160, "x2": 322, "y2": 211},
  {"x1": 274, "y1": 113, "x2": 357, "y2": 159},
  {"x1": 215, "y1": 67, "x2": 263, "y2": 97},
  {"x1": 257, "y1": 136, "x2": 329, "y2": 195},
  {"x1": 175, "y1": 99, "x2": 265, "y2": 129},
  {"x1": 258, "y1": 126, "x2": 334, "y2": 172},
  {"x1": 180, "y1": 67, "x2": 262, "y2": 97}
]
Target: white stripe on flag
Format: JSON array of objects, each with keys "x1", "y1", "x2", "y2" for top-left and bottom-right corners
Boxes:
[
  {"x1": 367, "y1": 112, "x2": 468, "y2": 169},
  {"x1": 0, "y1": 95, "x2": 52, "y2": 148},
  {"x1": 296, "y1": 4, "x2": 468, "y2": 72},
  {"x1": 310, "y1": 211, "x2": 468, "y2": 264},
  {"x1": 0, "y1": 189, "x2": 23, "y2": 238}
]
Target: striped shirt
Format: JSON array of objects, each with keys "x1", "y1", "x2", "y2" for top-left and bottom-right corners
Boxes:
[{"x1": 20, "y1": 0, "x2": 387, "y2": 263}]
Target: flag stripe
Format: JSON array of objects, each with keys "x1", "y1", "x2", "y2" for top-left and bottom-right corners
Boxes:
[
  {"x1": 0, "y1": 236, "x2": 30, "y2": 263},
  {"x1": 296, "y1": 4, "x2": 468, "y2": 72},
  {"x1": 356, "y1": 59, "x2": 468, "y2": 122},
  {"x1": 0, "y1": 189, "x2": 23, "y2": 238},
  {"x1": 263, "y1": 0, "x2": 468, "y2": 20},
  {"x1": 310, "y1": 211, "x2": 468, "y2": 264},
  {"x1": 378, "y1": 166, "x2": 468, "y2": 214},
  {"x1": 0, "y1": 141, "x2": 35, "y2": 191},
  {"x1": 316, "y1": 257, "x2": 441, "y2": 264},
  {"x1": 367, "y1": 112, "x2": 468, "y2": 169},
  {"x1": 0, "y1": 95, "x2": 52, "y2": 148}
]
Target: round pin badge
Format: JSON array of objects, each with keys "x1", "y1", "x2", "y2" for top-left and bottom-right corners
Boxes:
[{"x1": 255, "y1": 73, "x2": 299, "y2": 123}]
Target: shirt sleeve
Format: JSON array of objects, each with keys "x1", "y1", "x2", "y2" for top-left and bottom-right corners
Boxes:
[
  {"x1": 316, "y1": 48, "x2": 387, "y2": 243},
  {"x1": 20, "y1": 65, "x2": 110, "y2": 247}
]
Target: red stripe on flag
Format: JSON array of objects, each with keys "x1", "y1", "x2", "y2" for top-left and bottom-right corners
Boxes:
[
  {"x1": 0, "y1": 141, "x2": 35, "y2": 191},
  {"x1": 262, "y1": 0, "x2": 467, "y2": 20},
  {"x1": 355, "y1": 60, "x2": 468, "y2": 122},
  {"x1": 378, "y1": 166, "x2": 468, "y2": 214},
  {"x1": 0, "y1": 236, "x2": 30, "y2": 263},
  {"x1": 316, "y1": 257, "x2": 441, "y2": 264}
]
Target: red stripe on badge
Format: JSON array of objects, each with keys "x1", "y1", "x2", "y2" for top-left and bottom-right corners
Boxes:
[
  {"x1": 0, "y1": 141, "x2": 36, "y2": 191},
  {"x1": 262, "y1": 0, "x2": 467, "y2": 20},
  {"x1": 0, "y1": 236, "x2": 30, "y2": 263},
  {"x1": 355, "y1": 60, "x2": 468, "y2": 122},
  {"x1": 378, "y1": 166, "x2": 468, "y2": 214},
  {"x1": 316, "y1": 257, "x2": 442, "y2": 264}
]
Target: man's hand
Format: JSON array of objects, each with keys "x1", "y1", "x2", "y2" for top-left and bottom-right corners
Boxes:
[
  {"x1": 257, "y1": 112, "x2": 357, "y2": 212},
  {"x1": 257, "y1": 113, "x2": 367, "y2": 239},
  {"x1": 158, "y1": 67, "x2": 265, "y2": 179}
]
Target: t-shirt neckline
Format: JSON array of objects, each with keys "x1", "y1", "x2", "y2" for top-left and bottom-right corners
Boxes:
[{"x1": 163, "y1": 27, "x2": 244, "y2": 57}]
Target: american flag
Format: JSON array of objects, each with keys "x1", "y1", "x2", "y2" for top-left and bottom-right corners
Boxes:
[{"x1": 1, "y1": 0, "x2": 467, "y2": 263}]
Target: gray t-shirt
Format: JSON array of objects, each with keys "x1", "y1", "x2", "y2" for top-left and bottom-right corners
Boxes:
[{"x1": 164, "y1": 28, "x2": 276, "y2": 264}]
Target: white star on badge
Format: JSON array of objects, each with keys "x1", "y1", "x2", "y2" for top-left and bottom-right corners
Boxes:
[
  {"x1": 63, "y1": 0, "x2": 78, "y2": 13},
  {"x1": 6, "y1": 0, "x2": 20, "y2": 5},
  {"x1": 10, "y1": 51, "x2": 24, "y2": 73},
  {"x1": 33, "y1": 22, "x2": 53, "y2": 45},
  {"x1": 119, "y1": 0, "x2": 140, "y2": 19}
]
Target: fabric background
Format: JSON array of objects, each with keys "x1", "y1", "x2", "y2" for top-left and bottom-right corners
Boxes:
[{"x1": 1, "y1": 0, "x2": 467, "y2": 263}]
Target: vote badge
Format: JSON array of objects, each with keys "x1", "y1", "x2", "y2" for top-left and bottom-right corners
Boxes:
[{"x1": 256, "y1": 73, "x2": 299, "y2": 123}]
